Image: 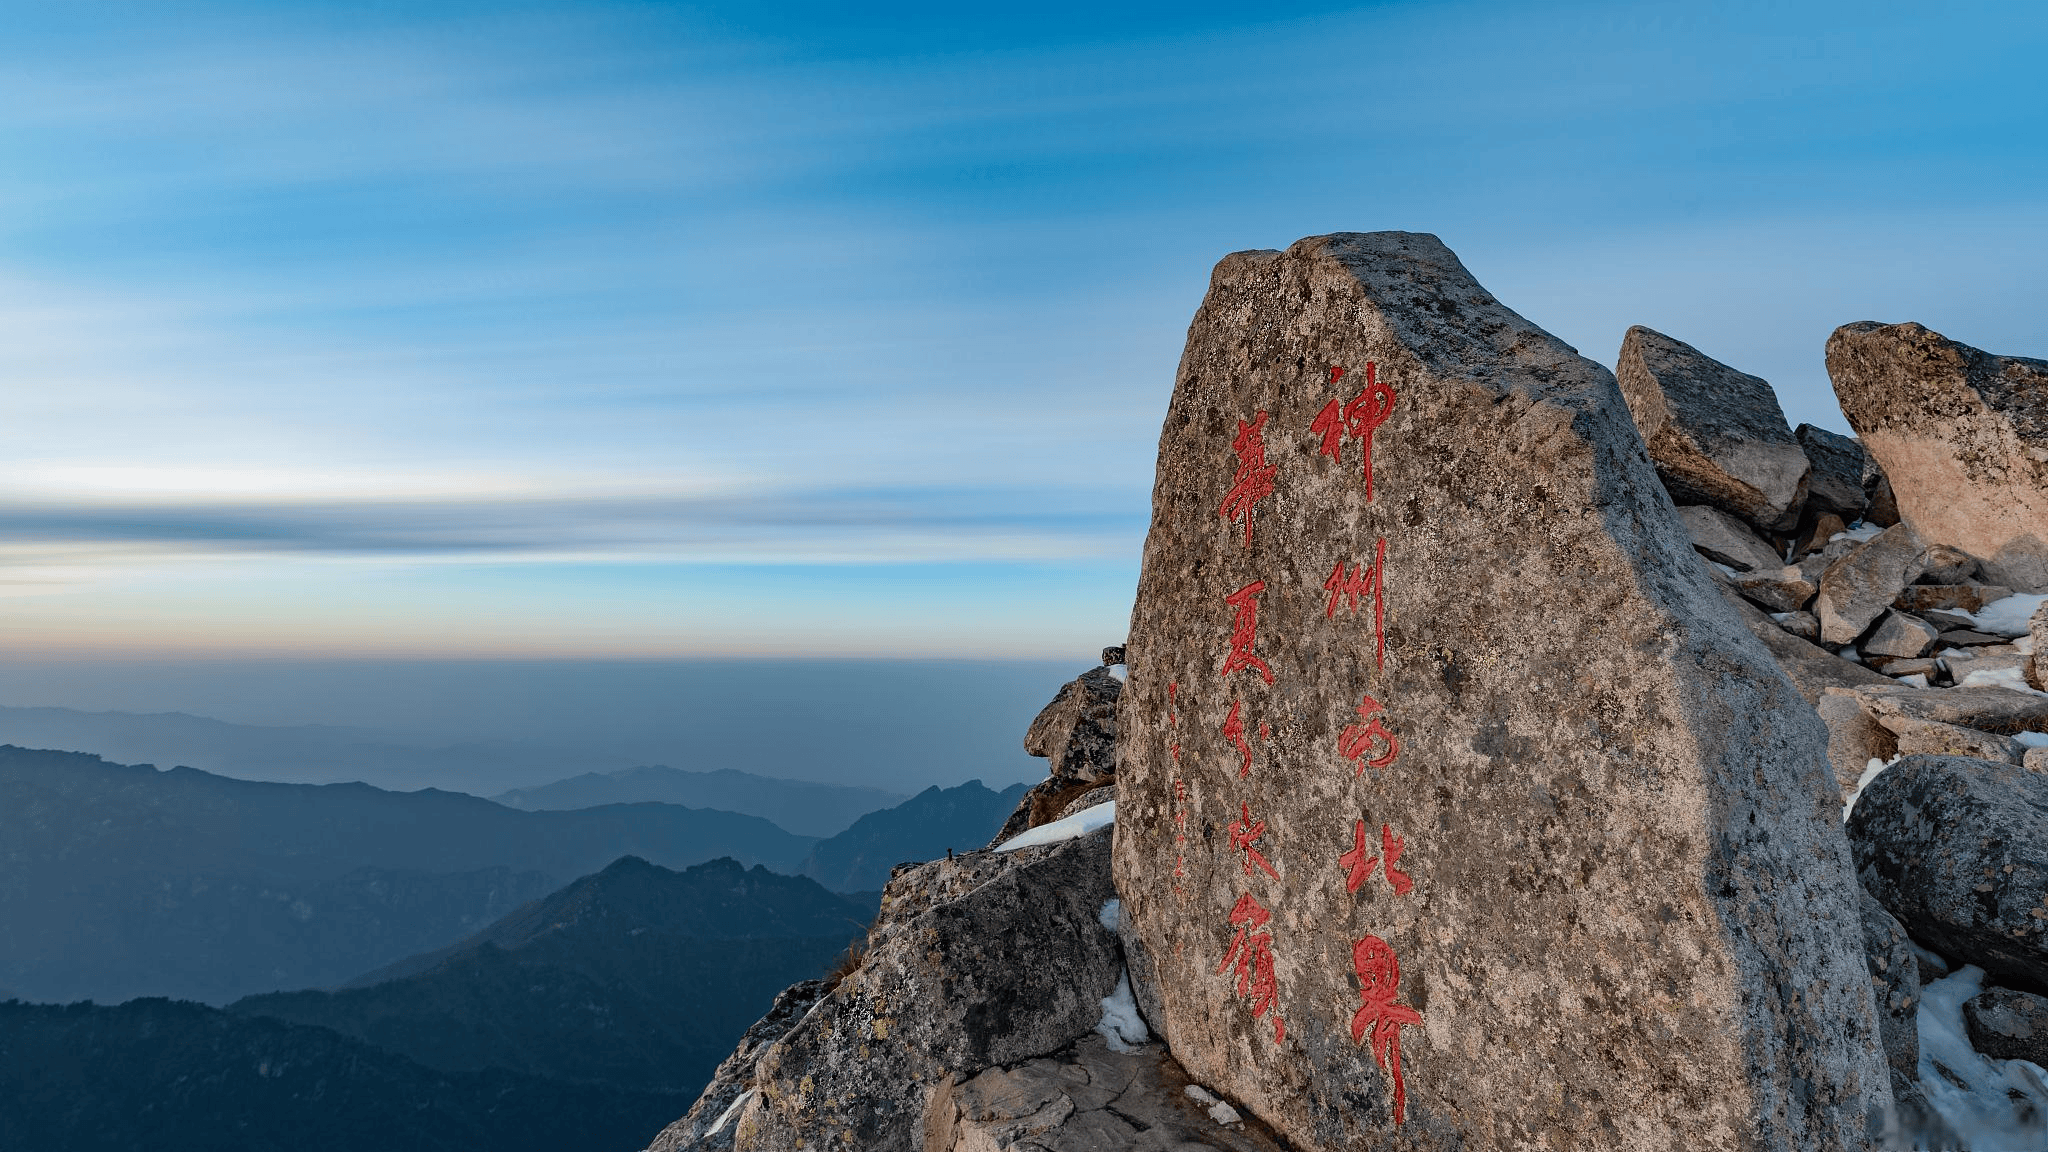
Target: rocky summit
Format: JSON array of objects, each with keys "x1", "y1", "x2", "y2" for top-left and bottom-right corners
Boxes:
[{"x1": 655, "y1": 230, "x2": 2048, "y2": 1151}]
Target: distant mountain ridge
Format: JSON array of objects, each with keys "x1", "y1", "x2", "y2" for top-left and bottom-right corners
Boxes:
[
  {"x1": 0, "y1": 745, "x2": 817, "y2": 1004},
  {"x1": 493, "y1": 764, "x2": 907, "y2": 837},
  {"x1": 799, "y1": 779, "x2": 1029, "y2": 892},
  {"x1": 232, "y1": 856, "x2": 871, "y2": 1095}
]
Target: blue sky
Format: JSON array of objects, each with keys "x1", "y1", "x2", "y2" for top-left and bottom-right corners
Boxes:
[{"x1": 1, "y1": 0, "x2": 2044, "y2": 659}]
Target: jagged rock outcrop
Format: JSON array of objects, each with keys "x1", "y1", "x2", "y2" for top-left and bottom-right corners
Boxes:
[
  {"x1": 1115, "y1": 232, "x2": 1887, "y2": 1149},
  {"x1": 1849, "y1": 754, "x2": 2048, "y2": 993},
  {"x1": 696, "y1": 827, "x2": 1122, "y2": 1150},
  {"x1": 1615, "y1": 325, "x2": 1812, "y2": 533},
  {"x1": 1826, "y1": 321, "x2": 2048, "y2": 593},
  {"x1": 644, "y1": 980, "x2": 829, "y2": 1152},
  {"x1": 995, "y1": 658, "x2": 1126, "y2": 844}
]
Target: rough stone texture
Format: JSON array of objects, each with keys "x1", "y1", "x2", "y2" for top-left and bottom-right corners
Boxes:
[
  {"x1": 644, "y1": 980, "x2": 829, "y2": 1152},
  {"x1": 1726, "y1": 566, "x2": 1816, "y2": 615},
  {"x1": 1818, "y1": 690, "x2": 1897, "y2": 797},
  {"x1": 1773, "y1": 611, "x2": 1820, "y2": 641},
  {"x1": 1963, "y1": 987, "x2": 2048, "y2": 1066},
  {"x1": 2028, "y1": 747, "x2": 2048, "y2": 774},
  {"x1": 1896, "y1": 585, "x2": 2013, "y2": 616},
  {"x1": 1861, "y1": 611, "x2": 1939, "y2": 660},
  {"x1": 1025, "y1": 666, "x2": 1124, "y2": 785},
  {"x1": 1849, "y1": 683, "x2": 2048, "y2": 738},
  {"x1": 722, "y1": 828, "x2": 1122, "y2": 1151},
  {"x1": 1916, "y1": 545, "x2": 1982, "y2": 586},
  {"x1": 2033, "y1": 603, "x2": 2047, "y2": 693},
  {"x1": 1817, "y1": 524, "x2": 1930, "y2": 646},
  {"x1": 1796, "y1": 424, "x2": 1870, "y2": 523},
  {"x1": 1674, "y1": 503, "x2": 1788, "y2": 573},
  {"x1": 1863, "y1": 471, "x2": 1901, "y2": 528},
  {"x1": 1721, "y1": 588, "x2": 1892, "y2": 706},
  {"x1": 925, "y1": 1034, "x2": 1291, "y2": 1152},
  {"x1": 1116, "y1": 233, "x2": 1888, "y2": 1151},
  {"x1": 1615, "y1": 325, "x2": 1811, "y2": 533},
  {"x1": 1875, "y1": 716, "x2": 2024, "y2": 764},
  {"x1": 1798, "y1": 513, "x2": 1847, "y2": 559},
  {"x1": 1849, "y1": 754, "x2": 2048, "y2": 993},
  {"x1": 1859, "y1": 891, "x2": 1921, "y2": 1087},
  {"x1": 1873, "y1": 657, "x2": 1936, "y2": 679},
  {"x1": 1827, "y1": 321, "x2": 2048, "y2": 593}
]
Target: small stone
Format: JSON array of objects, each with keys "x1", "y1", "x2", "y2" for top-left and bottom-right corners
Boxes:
[
  {"x1": 1873, "y1": 715, "x2": 2023, "y2": 764},
  {"x1": 1100, "y1": 645, "x2": 1126, "y2": 667},
  {"x1": 2027, "y1": 747, "x2": 2048, "y2": 773},
  {"x1": 1827, "y1": 321, "x2": 2048, "y2": 592},
  {"x1": 1861, "y1": 611, "x2": 1939, "y2": 660},
  {"x1": 1851, "y1": 754, "x2": 2048, "y2": 991},
  {"x1": 1616, "y1": 325, "x2": 1811, "y2": 532},
  {"x1": 1872, "y1": 657, "x2": 1937, "y2": 678},
  {"x1": 1795, "y1": 424, "x2": 1869, "y2": 524},
  {"x1": 1916, "y1": 545, "x2": 1983, "y2": 586},
  {"x1": 1963, "y1": 987, "x2": 2048, "y2": 1066},
  {"x1": 1771, "y1": 611, "x2": 1820, "y2": 641},
  {"x1": 1728, "y1": 565, "x2": 1817, "y2": 614},
  {"x1": 1798, "y1": 512, "x2": 1847, "y2": 559},
  {"x1": 1895, "y1": 584, "x2": 2015, "y2": 615},
  {"x1": 1936, "y1": 629, "x2": 2011, "y2": 648},
  {"x1": 1674, "y1": 504, "x2": 1787, "y2": 572},
  {"x1": 1816, "y1": 523, "x2": 1930, "y2": 646}
]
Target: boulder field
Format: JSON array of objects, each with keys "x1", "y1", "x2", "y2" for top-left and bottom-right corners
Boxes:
[{"x1": 648, "y1": 233, "x2": 2048, "y2": 1151}]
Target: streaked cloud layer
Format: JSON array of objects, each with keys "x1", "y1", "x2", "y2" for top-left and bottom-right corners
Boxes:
[{"x1": 1, "y1": 0, "x2": 2043, "y2": 655}]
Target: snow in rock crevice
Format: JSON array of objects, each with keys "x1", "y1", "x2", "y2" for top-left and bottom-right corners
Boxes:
[
  {"x1": 1913, "y1": 965, "x2": 2048, "y2": 1148},
  {"x1": 1095, "y1": 969, "x2": 1150, "y2": 1052},
  {"x1": 995, "y1": 800, "x2": 1115, "y2": 852},
  {"x1": 1960, "y1": 593, "x2": 2047, "y2": 638}
]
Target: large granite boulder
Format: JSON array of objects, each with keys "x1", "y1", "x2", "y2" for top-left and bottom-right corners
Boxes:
[
  {"x1": 1796, "y1": 423, "x2": 1870, "y2": 524},
  {"x1": 1848, "y1": 754, "x2": 2048, "y2": 993},
  {"x1": 1615, "y1": 325, "x2": 1811, "y2": 533},
  {"x1": 713, "y1": 827, "x2": 1122, "y2": 1150},
  {"x1": 1116, "y1": 232, "x2": 1888, "y2": 1150},
  {"x1": 1826, "y1": 322, "x2": 2048, "y2": 592}
]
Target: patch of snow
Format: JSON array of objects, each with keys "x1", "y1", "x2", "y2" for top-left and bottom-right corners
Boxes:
[
  {"x1": 707, "y1": 1088, "x2": 754, "y2": 1138},
  {"x1": 1098, "y1": 898, "x2": 1121, "y2": 933},
  {"x1": 994, "y1": 800, "x2": 1115, "y2": 852},
  {"x1": 1095, "y1": 969, "x2": 1151, "y2": 1052},
  {"x1": 1769, "y1": 611, "x2": 1802, "y2": 624},
  {"x1": 2019, "y1": 636, "x2": 2038, "y2": 656},
  {"x1": 1834, "y1": 523, "x2": 1885, "y2": 543},
  {"x1": 2018, "y1": 732, "x2": 2048, "y2": 749},
  {"x1": 1961, "y1": 666, "x2": 2048, "y2": 697},
  {"x1": 1962, "y1": 593, "x2": 2048, "y2": 638},
  {"x1": 1914, "y1": 965, "x2": 2048, "y2": 1148},
  {"x1": 1108, "y1": 663, "x2": 1128, "y2": 681},
  {"x1": 1845, "y1": 756, "x2": 1901, "y2": 822},
  {"x1": 1837, "y1": 645, "x2": 1863, "y2": 664},
  {"x1": 1895, "y1": 673, "x2": 1931, "y2": 689},
  {"x1": 1208, "y1": 1101, "x2": 1242, "y2": 1125},
  {"x1": 1911, "y1": 940, "x2": 1952, "y2": 980},
  {"x1": 1711, "y1": 560, "x2": 1744, "y2": 578}
]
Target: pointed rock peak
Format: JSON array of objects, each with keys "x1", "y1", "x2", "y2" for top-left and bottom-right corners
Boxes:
[{"x1": 1615, "y1": 324, "x2": 1810, "y2": 532}]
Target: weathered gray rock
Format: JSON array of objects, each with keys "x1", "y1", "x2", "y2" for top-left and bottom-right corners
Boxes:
[
  {"x1": 1616, "y1": 325, "x2": 1811, "y2": 532},
  {"x1": 1859, "y1": 890, "x2": 1920, "y2": 1087},
  {"x1": 2028, "y1": 747, "x2": 2048, "y2": 774},
  {"x1": 1796, "y1": 424, "x2": 1870, "y2": 523},
  {"x1": 1916, "y1": 545, "x2": 1983, "y2": 586},
  {"x1": 1963, "y1": 987, "x2": 2048, "y2": 1066},
  {"x1": 1849, "y1": 682, "x2": 2048, "y2": 738},
  {"x1": 1675, "y1": 503, "x2": 1788, "y2": 572},
  {"x1": 1723, "y1": 588, "x2": 1893, "y2": 705},
  {"x1": 1774, "y1": 610, "x2": 1820, "y2": 641},
  {"x1": 1849, "y1": 754, "x2": 2048, "y2": 992},
  {"x1": 1818, "y1": 689, "x2": 1896, "y2": 797},
  {"x1": 1873, "y1": 657, "x2": 1936, "y2": 679},
  {"x1": 721, "y1": 827, "x2": 1122, "y2": 1150},
  {"x1": 1936, "y1": 629, "x2": 2010, "y2": 649},
  {"x1": 1875, "y1": 715, "x2": 2023, "y2": 764},
  {"x1": 1861, "y1": 611, "x2": 1939, "y2": 660},
  {"x1": 1117, "y1": 232, "x2": 1888, "y2": 1150},
  {"x1": 1896, "y1": 585, "x2": 2014, "y2": 616},
  {"x1": 644, "y1": 980, "x2": 829, "y2": 1152},
  {"x1": 1817, "y1": 523, "x2": 1930, "y2": 646},
  {"x1": 925, "y1": 1034, "x2": 1291, "y2": 1152},
  {"x1": 1727, "y1": 566, "x2": 1817, "y2": 614},
  {"x1": 2032, "y1": 602, "x2": 2047, "y2": 692},
  {"x1": 1025, "y1": 665, "x2": 1123, "y2": 785},
  {"x1": 1827, "y1": 322, "x2": 2048, "y2": 593}
]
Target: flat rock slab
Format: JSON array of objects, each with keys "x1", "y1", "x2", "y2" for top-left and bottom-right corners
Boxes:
[
  {"x1": 1675, "y1": 504, "x2": 1786, "y2": 573},
  {"x1": 1848, "y1": 683, "x2": 2048, "y2": 737},
  {"x1": 1827, "y1": 322, "x2": 2048, "y2": 593},
  {"x1": 1115, "y1": 232, "x2": 1887, "y2": 1151},
  {"x1": 1849, "y1": 754, "x2": 2048, "y2": 992},
  {"x1": 1616, "y1": 325, "x2": 1810, "y2": 532}
]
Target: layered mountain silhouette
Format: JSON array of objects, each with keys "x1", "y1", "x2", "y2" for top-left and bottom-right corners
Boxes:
[
  {"x1": 0, "y1": 745, "x2": 817, "y2": 1004},
  {"x1": 230, "y1": 856, "x2": 871, "y2": 1094},
  {"x1": 799, "y1": 779, "x2": 1029, "y2": 892},
  {"x1": 0, "y1": 997, "x2": 688, "y2": 1152},
  {"x1": 493, "y1": 764, "x2": 907, "y2": 837}
]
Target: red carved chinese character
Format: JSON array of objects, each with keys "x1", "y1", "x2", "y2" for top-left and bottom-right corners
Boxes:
[
  {"x1": 1350, "y1": 935, "x2": 1423, "y2": 1125},
  {"x1": 1324, "y1": 539, "x2": 1388, "y2": 670},
  {"x1": 1220, "y1": 581, "x2": 1274, "y2": 684},
  {"x1": 1216, "y1": 892, "x2": 1285, "y2": 1043},
  {"x1": 1218, "y1": 411, "x2": 1278, "y2": 548},
  {"x1": 1337, "y1": 693, "x2": 1399, "y2": 774},
  {"x1": 1339, "y1": 820, "x2": 1412, "y2": 895},
  {"x1": 1222, "y1": 700, "x2": 1253, "y2": 777},
  {"x1": 1309, "y1": 362, "x2": 1397, "y2": 501},
  {"x1": 1227, "y1": 801, "x2": 1279, "y2": 880}
]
